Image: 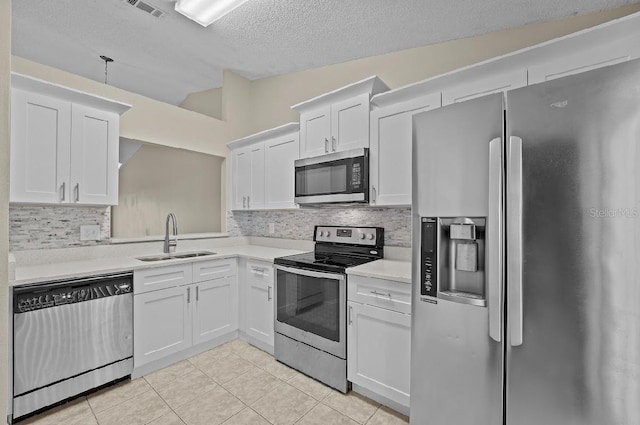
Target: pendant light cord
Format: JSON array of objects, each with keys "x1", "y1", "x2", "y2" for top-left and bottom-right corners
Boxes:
[{"x1": 100, "y1": 55, "x2": 114, "y2": 84}]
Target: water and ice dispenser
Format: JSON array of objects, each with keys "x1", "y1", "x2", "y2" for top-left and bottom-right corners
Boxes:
[{"x1": 421, "y1": 217, "x2": 487, "y2": 307}]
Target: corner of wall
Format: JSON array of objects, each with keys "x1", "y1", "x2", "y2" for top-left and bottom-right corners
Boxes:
[
  {"x1": 221, "y1": 70, "x2": 253, "y2": 139},
  {"x1": 1, "y1": 0, "x2": 10, "y2": 419}
]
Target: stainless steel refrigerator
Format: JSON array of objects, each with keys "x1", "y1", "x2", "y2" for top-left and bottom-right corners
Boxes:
[{"x1": 411, "y1": 58, "x2": 640, "y2": 425}]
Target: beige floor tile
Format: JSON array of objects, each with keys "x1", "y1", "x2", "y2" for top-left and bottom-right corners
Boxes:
[
  {"x1": 20, "y1": 397, "x2": 97, "y2": 425},
  {"x1": 148, "y1": 410, "x2": 186, "y2": 425},
  {"x1": 236, "y1": 344, "x2": 273, "y2": 366},
  {"x1": 198, "y1": 352, "x2": 254, "y2": 384},
  {"x1": 95, "y1": 389, "x2": 171, "y2": 425},
  {"x1": 221, "y1": 407, "x2": 270, "y2": 425},
  {"x1": 189, "y1": 343, "x2": 234, "y2": 371},
  {"x1": 145, "y1": 360, "x2": 197, "y2": 389},
  {"x1": 297, "y1": 403, "x2": 359, "y2": 425},
  {"x1": 223, "y1": 365, "x2": 281, "y2": 405},
  {"x1": 251, "y1": 382, "x2": 318, "y2": 425},
  {"x1": 175, "y1": 385, "x2": 245, "y2": 425},
  {"x1": 86, "y1": 378, "x2": 151, "y2": 413},
  {"x1": 154, "y1": 368, "x2": 219, "y2": 409},
  {"x1": 224, "y1": 338, "x2": 251, "y2": 353},
  {"x1": 235, "y1": 344, "x2": 297, "y2": 380},
  {"x1": 366, "y1": 406, "x2": 409, "y2": 425},
  {"x1": 323, "y1": 391, "x2": 379, "y2": 424},
  {"x1": 287, "y1": 372, "x2": 332, "y2": 401}
]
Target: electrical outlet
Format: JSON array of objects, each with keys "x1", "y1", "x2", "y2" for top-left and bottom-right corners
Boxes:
[
  {"x1": 80, "y1": 224, "x2": 101, "y2": 241},
  {"x1": 268, "y1": 223, "x2": 275, "y2": 234}
]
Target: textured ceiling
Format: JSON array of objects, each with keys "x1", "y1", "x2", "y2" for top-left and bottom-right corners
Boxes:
[{"x1": 11, "y1": 0, "x2": 639, "y2": 105}]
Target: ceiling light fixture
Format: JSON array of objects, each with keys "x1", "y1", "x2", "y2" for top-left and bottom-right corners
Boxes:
[{"x1": 174, "y1": 0, "x2": 249, "y2": 27}]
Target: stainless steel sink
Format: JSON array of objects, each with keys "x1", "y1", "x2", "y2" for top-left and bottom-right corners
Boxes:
[{"x1": 137, "y1": 251, "x2": 217, "y2": 262}]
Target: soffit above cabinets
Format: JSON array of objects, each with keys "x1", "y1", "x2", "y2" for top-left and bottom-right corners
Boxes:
[{"x1": 12, "y1": 0, "x2": 640, "y2": 105}]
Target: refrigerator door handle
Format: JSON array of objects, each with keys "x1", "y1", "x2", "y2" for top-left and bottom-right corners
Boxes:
[
  {"x1": 488, "y1": 137, "x2": 503, "y2": 343},
  {"x1": 507, "y1": 136, "x2": 524, "y2": 346}
]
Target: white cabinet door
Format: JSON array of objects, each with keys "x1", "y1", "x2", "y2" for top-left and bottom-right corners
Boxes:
[
  {"x1": 10, "y1": 89, "x2": 71, "y2": 204},
  {"x1": 300, "y1": 105, "x2": 331, "y2": 158},
  {"x1": 442, "y1": 69, "x2": 527, "y2": 106},
  {"x1": 347, "y1": 301, "x2": 411, "y2": 408},
  {"x1": 70, "y1": 104, "x2": 119, "y2": 205},
  {"x1": 245, "y1": 261, "x2": 274, "y2": 347},
  {"x1": 331, "y1": 93, "x2": 370, "y2": 152},
  {"x1": 248, "y1": 143, "x2": 265, "y2": 209},
  {"x1": 370, "y1": 93, "x2": 441, "y2": 206},
  {"x1": 528, "y1": 41, "x2": 640, "y2": 85},
  {"x1": 193, "y1": 276, "x2": 238, "y2": 346},
  {"x1": 232, "y1": 148, "x2": 251, "y2": 210},
  {"x1": 265, "y1": 133, "x2": 299, "y2": 209},
  {"x1": 134, "y1": 286, "x2": 192, "y2": 367}
]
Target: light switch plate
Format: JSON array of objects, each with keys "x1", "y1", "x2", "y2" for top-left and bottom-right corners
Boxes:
[
  {"x1": 80, "y1": 224, "x2": 101, "y2": 241},
  {"x1": 268, "y1": 223, "x2": 275, "y2": 234}
]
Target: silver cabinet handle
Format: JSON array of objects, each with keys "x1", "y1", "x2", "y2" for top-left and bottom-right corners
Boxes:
[
  {"x1": 370, "y1": 290, "x2": 391, "y2": 298},
  {"x1": 507, "y1": 136, "x2": 523, "y2": 346},
  {"x1": 267, "y1": 286, "x2": 272, "y2": 301},
  {"x1": 331, "y1": 136, "x2": 336, "y2": 151},
  {"x1": 348, "y1": 305, "x2": 353, "y2": 325},
  {"x1": 247, "y1": 196, "x2": 250, "y2": 209},
  {"x1": 372, "y1": 186, "x2": 377, "y2": 203},
  {"x1": 60, "y1": 182, "x2": 66, "y2": 202},
  {"x1": 196, "y1": 285, "x2": 199, "y2": 302},
  {"x1": 74, "y1": 183, "x2": 80, "y2": 202},
  {"x1": 488, "y1": 138, "x2": 503, "y2": 343},
  {"x1": 243, "y1": 196, "x2": 246, "y2": 209},
  {"x1": 187, "y1": 287, "x2": 191, "y2": 304},
  {"x1": 324, "y1": 138, "x2": 329, "y2": 153}
]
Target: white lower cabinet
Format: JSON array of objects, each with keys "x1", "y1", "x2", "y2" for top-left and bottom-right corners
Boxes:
[
  {"x1": 242, "y1": 260, "x2": 275, "y2": 348},
  {"x1": 133, "y1": 260, "x2": 238, "y2": 369},
  {"x1": 347, "y1": 275, "x2": 411, "y2": 410}
]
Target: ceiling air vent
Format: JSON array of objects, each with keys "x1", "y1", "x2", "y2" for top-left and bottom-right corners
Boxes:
[{"x1": 121, "y1": 0, "x2": 167, "y2": 18}]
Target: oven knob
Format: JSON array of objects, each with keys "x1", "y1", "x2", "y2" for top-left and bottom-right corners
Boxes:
[
  {"x1": 325, "y1": 231, "x2": 330, "y2": 237},
  {"x1": 359, "y1": 233, "x2": 365, "y2": 239},
  {"x1": 367, "y1": 233, "x2": 375, "y2": 240},
  {"x1": 319, "y1": 231, "x2": 325, "y2": 237}
]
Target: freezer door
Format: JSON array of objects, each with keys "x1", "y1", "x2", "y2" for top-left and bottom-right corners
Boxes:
[
  {"x1": 411, "y1": 94, "x2": 504, "y2": 425},
  {"x1": 506, "y1": 59, "x2": 640, "y2": 425}
]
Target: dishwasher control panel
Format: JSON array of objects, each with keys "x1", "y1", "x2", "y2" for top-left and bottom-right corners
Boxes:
[{"x1": 14, "y1": 274, "x2": 133, "y2": 313}]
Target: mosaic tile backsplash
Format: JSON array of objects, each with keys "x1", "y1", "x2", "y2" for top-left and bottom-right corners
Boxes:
[
  {"x1": 10, "y1": 206, "x2": 111, "y2": 251},
  {"x1": 227, "y1": 207, "x2": 412, "y2": 247}
]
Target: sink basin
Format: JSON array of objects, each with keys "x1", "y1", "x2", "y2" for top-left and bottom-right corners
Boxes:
[{"x1": 137, "y1": 251, "x2": 217, "y2": 262}]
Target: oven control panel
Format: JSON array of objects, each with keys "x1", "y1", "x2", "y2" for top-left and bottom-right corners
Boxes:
[{"x1": 314, "y1": 226, "x2": 383, "y2": 246}]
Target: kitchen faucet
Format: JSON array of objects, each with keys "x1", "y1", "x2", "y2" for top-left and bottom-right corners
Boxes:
[{"x1": 164, "y1": 213, "x2": 178, "y2": 253}]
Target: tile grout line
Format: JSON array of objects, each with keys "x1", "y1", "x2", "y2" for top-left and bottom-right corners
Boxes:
[
  {"x1": 84, "y1": 395, "x2": 101, "y2": 425},
  {"x1": 142, "y1": 376, "x2": 189, "y2": 425}
]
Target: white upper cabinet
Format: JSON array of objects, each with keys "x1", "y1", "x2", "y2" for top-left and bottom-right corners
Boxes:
[
  {"x1": 228, "y1": 122, "x2": 299, "y2": 211},
  {"x1": 292, "y1": 76, "x2": 389, "y2": 158},
  {"x1": 441, "y1": 68, "x2": 527, "y2": 106},
  {"x1": 265, "y1": 131, "x2": 299, "y2": 209},
  {"x1": 369, "y1": 92, "x2": 441, "y2": 206},
  {"x1": 10, "y1": 73, "x2": 130, "y2": 206}
]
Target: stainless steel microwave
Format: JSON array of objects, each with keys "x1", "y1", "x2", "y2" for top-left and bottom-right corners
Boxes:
[{"x1": 294, "y1": 148, "x2": 369, "y2": 205}]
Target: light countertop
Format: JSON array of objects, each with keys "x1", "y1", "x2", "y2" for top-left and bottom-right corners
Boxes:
[
  {"x1": 347, "y1": 259, "x2": 412, "y2": 284},
  {"x1": 11, "y1": 245, "x2": 305, "y2": 287}
]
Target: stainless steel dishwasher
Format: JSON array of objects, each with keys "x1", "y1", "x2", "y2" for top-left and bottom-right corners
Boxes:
[{"x1": 12, "y1": 273, "x2": 133, "y2": 420}]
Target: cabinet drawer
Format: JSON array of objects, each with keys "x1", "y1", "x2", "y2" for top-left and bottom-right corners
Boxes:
[
  {"x1": 348, "y1": 275, "x2": 411, "y2": 314},
  {"x1": 246, "y1": 260, "x2": 274, "y2": 284},
  {"x1": 193, "y1": 258, "x2": 237, "y2": 283},
  {"x1": 134, "y1": 264, "x2": 192, "y2": 294}
]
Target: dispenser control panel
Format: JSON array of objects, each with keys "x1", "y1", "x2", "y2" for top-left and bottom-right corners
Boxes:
[{"x1": 421, "y1": 217, "x2": 438, "y2": 298}]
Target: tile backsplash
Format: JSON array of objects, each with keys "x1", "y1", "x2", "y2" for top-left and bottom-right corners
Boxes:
[
  {"x1": 10, "y1": 206, "x2": 111, "y2": 251},
  {"x1": 226, "y1": 207, "x2": 412, "y2": 247}
]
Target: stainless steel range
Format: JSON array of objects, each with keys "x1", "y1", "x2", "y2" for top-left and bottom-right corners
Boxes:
[{"x1": 274, "y1": 225, "x2": 383, "y2": 392}]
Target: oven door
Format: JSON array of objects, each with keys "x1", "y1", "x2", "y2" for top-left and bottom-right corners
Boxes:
[
  {"x1": 274, "y1": 265, "x2": 346, "y2": 359},
  {"x1": 294, "y1": 148, "x2": 368, "y2": 204}
]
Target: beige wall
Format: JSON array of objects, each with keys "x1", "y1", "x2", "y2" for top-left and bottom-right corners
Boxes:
[
  {"x1": 0, "y1": 0, "x2": 9, "y2": 419},
  {"x1": 180, "y1": 87, "x2": 222, "y2": 120},
  {"x1": 248, "y1": 4, "x2": 640, "y2": 133},
  {"x1": 112, "y1": 144, "x2": 224, "y2": 237}
]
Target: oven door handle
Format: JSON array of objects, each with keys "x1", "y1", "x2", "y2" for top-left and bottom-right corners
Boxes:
[{"x1": 274, "y1": 265, "x2": 346, "y2": 282}]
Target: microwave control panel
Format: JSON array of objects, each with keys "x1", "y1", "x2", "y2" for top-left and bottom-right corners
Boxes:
[{"x1": 421, "y1": 217, "x2": 438, "y2": 298}]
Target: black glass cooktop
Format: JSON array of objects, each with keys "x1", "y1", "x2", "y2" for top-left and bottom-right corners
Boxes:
[{"x1": 274, "y1": 251, "x2": 377, "y2": 273}]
